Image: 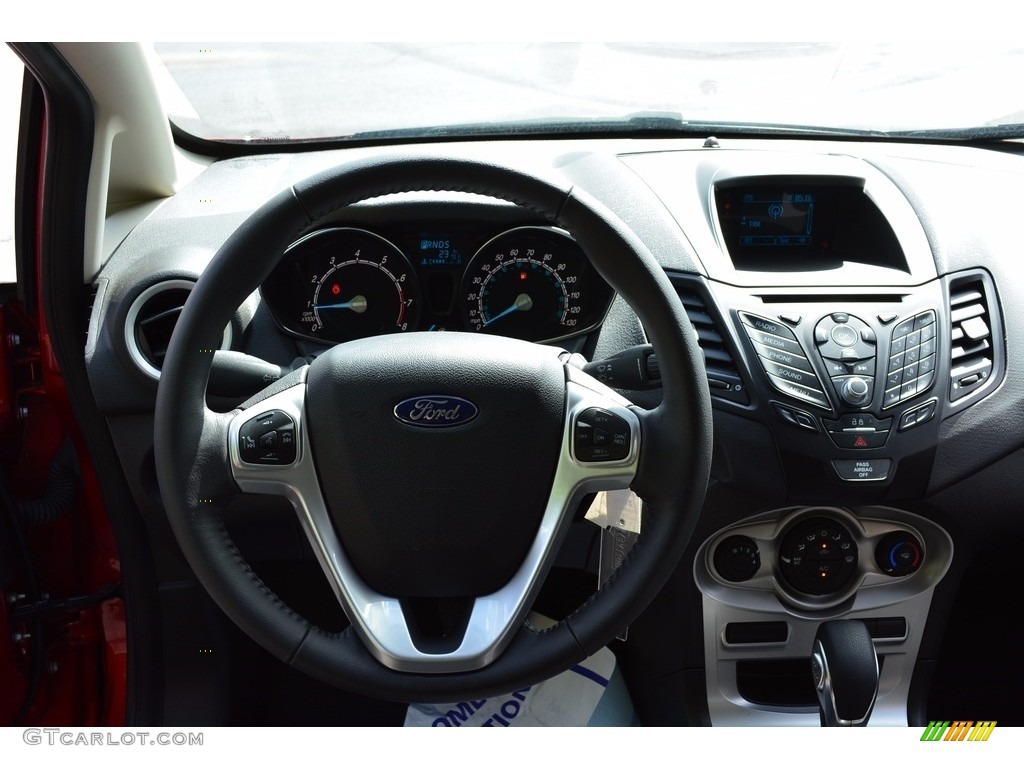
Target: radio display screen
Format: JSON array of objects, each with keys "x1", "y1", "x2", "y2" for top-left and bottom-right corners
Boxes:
[{"x1": 734, "y1": 192, "x2": 814, "y2": 247}]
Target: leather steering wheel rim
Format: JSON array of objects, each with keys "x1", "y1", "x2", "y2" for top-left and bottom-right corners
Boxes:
[{"x1": 154, "y1": 153, "x2": 712, "y2": 702}]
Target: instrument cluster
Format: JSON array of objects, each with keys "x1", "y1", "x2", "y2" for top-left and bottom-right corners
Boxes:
[{"x1": 259, "y1": 223, "x2": 615, "y2": 345}]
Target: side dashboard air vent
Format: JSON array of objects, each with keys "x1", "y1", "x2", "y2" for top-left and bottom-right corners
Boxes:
[
  {"x1": 124, "y1": 280, "x2": 232, "y2": 380},
  {"x1": 947, "y1": 272, "x2": 1001, "y2": 404},
  {"x1": 676, "y1": 286, "x2": 749, "y2": 404}
]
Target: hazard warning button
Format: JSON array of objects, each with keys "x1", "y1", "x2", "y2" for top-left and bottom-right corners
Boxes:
[{"x1": 827, "y1": 430, "x2": 889, "y2": 449}]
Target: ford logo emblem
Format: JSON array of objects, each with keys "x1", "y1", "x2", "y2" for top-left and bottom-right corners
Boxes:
[{"x1": 393, "y1": 395, "x2": 478, "y2": 428}]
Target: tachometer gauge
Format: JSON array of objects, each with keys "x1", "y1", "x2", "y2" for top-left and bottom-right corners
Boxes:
[
  {"x1": 462, "y1": 227, "x2": 612, "y2": 343},
  {"x1": 262, "y1": 228, "x2": 421, "y2": 343}
]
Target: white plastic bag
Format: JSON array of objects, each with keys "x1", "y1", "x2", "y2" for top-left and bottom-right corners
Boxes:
[{"x1": 404, "y1": 645, "x2": 617, "y2": 727}]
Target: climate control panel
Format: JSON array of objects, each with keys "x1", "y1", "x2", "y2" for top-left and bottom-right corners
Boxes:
[{"x1": 696, "y1": 506, "x2": 948, "y2": 612}]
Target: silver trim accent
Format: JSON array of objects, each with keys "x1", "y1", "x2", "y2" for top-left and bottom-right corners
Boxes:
[
  {"x1": 124, "y1": 279, "x2": 232, "y2": 380},
  {"x1": 228, "y1": 370, "x2": 640, "y2": 673}
]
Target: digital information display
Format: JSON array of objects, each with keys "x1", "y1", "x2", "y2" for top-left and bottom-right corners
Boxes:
[
  {"x1": 417, "y1": 236, "x2": 463, "y2": 267},
  {"x1": 737, "y1": 192, "x2": 814, "y2": 247}
]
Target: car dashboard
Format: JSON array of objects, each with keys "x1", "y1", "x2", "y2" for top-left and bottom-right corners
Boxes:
[{"x1": 85, "y1": 135, "x2": 1024, "y2": 725}]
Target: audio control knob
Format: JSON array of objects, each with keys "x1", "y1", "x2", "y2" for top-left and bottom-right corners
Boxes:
[{"x1": 840, "y1": 376, "x2": 871, "y2": 406}]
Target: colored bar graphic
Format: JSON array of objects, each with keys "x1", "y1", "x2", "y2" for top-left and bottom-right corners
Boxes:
[
  {"x1": 968, "y1": 722, "x2": 997, "y2": 741},
  {"x1": 920, "y1": 720, "x2": 996, "y2": 741},
  {"x1": 921, "y1": 721, "x2": 950, "y2": 741},
  {"x1": 945, "y1": 721, "x2": 972, "y2": 741}
]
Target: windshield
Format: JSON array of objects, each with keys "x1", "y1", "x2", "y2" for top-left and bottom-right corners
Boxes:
[{"x1": 153, "y1": 43, "x2": 1024, "y2": 142}]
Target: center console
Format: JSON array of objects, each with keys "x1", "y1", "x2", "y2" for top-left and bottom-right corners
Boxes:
[
  {"x1": 616, "y1": 148, "x2": 1005, "y2": 725},
  {"x1": 695, "y1": 506, "x2": 952, "y2": 725}
]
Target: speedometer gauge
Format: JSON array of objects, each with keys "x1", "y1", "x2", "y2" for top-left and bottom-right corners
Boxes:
[
  {"x1": 261, "y1": 228, "x2": 421, "y2": 344},
  {"x1": 461, "y1": 227, "x2": 612, "y2": 343}
]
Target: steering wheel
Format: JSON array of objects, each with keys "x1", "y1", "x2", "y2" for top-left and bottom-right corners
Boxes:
[{"x1": 154, "y1": 154, "x2": 712, "y2": 702}]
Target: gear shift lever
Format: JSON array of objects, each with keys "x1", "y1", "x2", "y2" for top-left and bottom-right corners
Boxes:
[{"x1": 811, "y1": 620, "x2": 879, "y2": 726}]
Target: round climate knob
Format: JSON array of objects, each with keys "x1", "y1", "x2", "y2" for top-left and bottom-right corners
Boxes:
[
  {"x1": 713, "y1": 535, "x2": 761, "y2": 582},
  {"x1": 875, "y1": 531, "x2": 923, "y2": 577}
]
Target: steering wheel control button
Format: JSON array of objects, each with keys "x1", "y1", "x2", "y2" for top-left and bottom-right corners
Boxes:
[
  {"x1": 713, "y1": 535, "x2": 761, "y2": 582},
  {"x1": 574, "y1": 408, "x2": 630, "y2": 462},
  {"x1": 778, "y1": 518, "x2": 858, "y2": 596},
  {"x1": 239, "y1": 410, "x2": 296, "y2": 464},
  {"x1": 832, "y1": 458, "x2": 892, "y2": 482},
  {"x1": 883, "y1": 309, "x2": 938, "y2": 409},
  {"x1": 875, "y1": 531, "x2": 924, "y2": 576}
]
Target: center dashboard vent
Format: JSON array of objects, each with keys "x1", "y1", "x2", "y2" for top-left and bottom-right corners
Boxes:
[
  {"x1": 124, "y1": 279, "x2": 232, "y2": 380},
  {"x1": 675, "y1": 284, "x2": 749, "y2": 404},
  {"x1": 947, "y1": 271, "x2": 1001, "y2": 404}
]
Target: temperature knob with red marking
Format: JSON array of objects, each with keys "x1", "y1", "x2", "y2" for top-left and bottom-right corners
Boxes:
[{"x1": 875, "y1": 531, "x2": 923, "y2": 577}]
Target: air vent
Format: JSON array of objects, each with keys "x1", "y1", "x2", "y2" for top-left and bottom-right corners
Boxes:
[
  {"x1": 124, "y1": 280, "x2": 232, "y2": 380},
  {"x1": 948, "y1": 273, "x2": 997, "y2": 403},
  {"x1": 676, "y1": 286, "x2": 749, "y2": 404}
]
